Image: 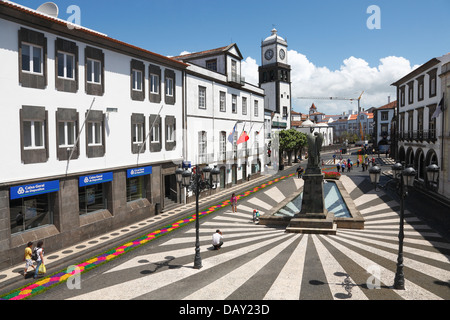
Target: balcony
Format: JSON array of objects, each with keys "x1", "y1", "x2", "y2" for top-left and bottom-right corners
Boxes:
[{"x1": 228, "y1": 73, "x2": 245, "y2": 86}]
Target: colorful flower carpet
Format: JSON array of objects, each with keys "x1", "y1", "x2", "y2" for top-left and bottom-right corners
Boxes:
[{"x1": 1, "y1": 172, "x2": 297, "y2": 300}]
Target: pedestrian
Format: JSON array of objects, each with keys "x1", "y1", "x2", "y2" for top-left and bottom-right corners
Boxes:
[
  {"x1": 23, "y1": 241, "x2": 35, "y2": 278},
  {"x1": 336, "y1": 163, "x2": 340, "y2": 172},
  {"x1": 253, "y1": 209, "x2": 260, "y2": 223},
  {"x1": 341, "y1": 163, "x2": 346, "y2": 173},
  {"x1": 33, "y1": 240, "x2": 44, "y2": 279},
  {"x1": 296, "y1": 166, "x2": 304, "y2": 178},
  {"x1": 347, "y1": 161, "x2": 351, "y2": 172},
  {"x1": 230, "y1": 193, "x2": 237, "y2": 213},
  {"x1": 356, "y1": 158, "x2": 360, "y2": 167},
  {"x1": 212, "y1": 230, "x2": 223, "y2": 250}
]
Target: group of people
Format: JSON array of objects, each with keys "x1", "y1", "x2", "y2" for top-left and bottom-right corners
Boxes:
[
  {"x1": 336, "y1": 158, "x2": 354, "y2": 173},
  {"x1": 23, "y1": 240, "x2": 45, "y2": 279}
]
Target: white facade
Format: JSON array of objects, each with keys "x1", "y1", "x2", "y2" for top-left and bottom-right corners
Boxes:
[
  {"x1": 176, "y1": 45, "x2": 265, "y2": 191},
  {"x1": 296, "y1": 120, "x2": 334, "y2": 147},
  {"x1": 393, "y1": 53, "x2": 450, "y2": 195}
]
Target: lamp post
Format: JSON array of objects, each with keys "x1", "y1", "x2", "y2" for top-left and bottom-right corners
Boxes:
[
  {"x1": 368, "y1": 161, "x2": 418, "y2": 290},
  {"x1": 177, "y1": 164, "x2": 220, "y2": 269},
  {"x1": 368, "y1": 165, "x2": 381, "y2": 191},
  {"x1": 426, "y1": 163, "x2": 440, "y2": 190}
]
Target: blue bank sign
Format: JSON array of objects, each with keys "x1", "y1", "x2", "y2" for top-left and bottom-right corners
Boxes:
[
  {"x1": 10, "y1": 180, "x2": 60, "y2": 200},
  {"x1": 79, "y1": 172, "x2": 113, "y2": 187},
  {"x1": 127, "y1": 166, "x2": 152, "y2": 178}
]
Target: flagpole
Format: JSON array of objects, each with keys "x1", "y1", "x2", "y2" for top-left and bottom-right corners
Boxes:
[{"x1": 137, "y1": 105, "x2": 164, "y2": 167}]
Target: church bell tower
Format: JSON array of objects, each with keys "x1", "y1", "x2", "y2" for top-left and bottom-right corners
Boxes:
[{"x1": 259, "y1": 28, "x2": 291, "y2": 130}]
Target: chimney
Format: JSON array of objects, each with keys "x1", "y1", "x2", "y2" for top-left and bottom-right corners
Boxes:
[{"x1": 388, "y1": 96, "x2": 391, "y2": 104}]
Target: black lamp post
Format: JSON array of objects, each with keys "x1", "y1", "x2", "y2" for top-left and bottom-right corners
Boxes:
[
  {"x1": 177, "y1": 164, "x2": 220, "y2": 269},
  {"x1": 368, "y1": 165, "x2": 381, "y2": 191},
  {"x1": 369, "y1": 161, "x2": 417, "y2": 290},
  {"x1": 426, "y1": 163, "x2": 440, "y2": 190}
]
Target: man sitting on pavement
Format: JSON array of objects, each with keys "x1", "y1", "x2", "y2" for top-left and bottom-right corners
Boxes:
[{"x1": 212, "y1": 230, "x2": 223, "y2": 250}]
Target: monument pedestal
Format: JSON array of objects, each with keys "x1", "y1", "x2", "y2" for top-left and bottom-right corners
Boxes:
[{"x1": 286, "y1": 170, "x2": 337, "y2": 235}]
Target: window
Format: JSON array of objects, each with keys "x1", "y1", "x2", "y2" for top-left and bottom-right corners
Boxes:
[
  {"x1": 399, "y1": 86, "x2": 405, "y2": 107},
  {"x1": 150, "y1": 74, "x2": 159, "y2": 94},
  {"x1": 57, "y1": 52, "x2": 75, "y2": 79},
  {"x1": 199, "y1": 131, "x2": 207, "y2": 163},
  {"x1": 242, "y1": 97, "x2": 247, "y2": 115},
  {"x1": 127, "y1": 175, "x2": 147, "y2": 202},
  {"x1": 132, "y1": 123, "x2": 144, "y2": 144},
  {"x1": 79, "y1": 183, "x2": 106, "y2": 215},
  {"x1": 87, "y1": 58, "x2": 101, "y2": 84},
  {"x1": 283, "y1": 106, "x2": 288, "y2": 119},
  {"x1": 132, "y1": 69, "x2": 143, "y2": 91},
  {"x1": 22, "y1": 43, "x2": 43, "y2": 74},
  {"x1": 10, "y1": 193, "x2": 54, "y2": 234},
  {"x1": 428, "y1": 105, "x2": 437, "y2": 140},
  {"x1": 428, "y1": 69, "x2": 437, "y2": 97},
  {"x1": 167, "y1": 123, "x2": 175, "y2": 142},
  {"x1": 408, "y1": 81, "x2": 414, "y2": 104},
  {"x1": 88, "y1": 121, "x2": 102, "y2": 146},
  {"x1": 219, "y1": 131, "x2": 226, "y2": 161},
  {"x1": 165, "y1": 77, "x2": 174, "y2": 96},
  {"x1": 381, "y1": 111, "x2": 389, "y2": 121},
  {"x1": 19, "y1": 28, "x2": 47, "y2": 89},
  {"x1": 206, "y1": 59, "x2": 217, "y2": 72},
  {"x1": 254, "y1": 100, "x2": 259, "y2": 117},
  {"x1": 23, "y1": 120, "x2": 44, "y2": 149},
  {"x1": 220, "y1": 91, "x2": 226, "y2": 112},
  {"x1": 199, "y1": 86, "x2": 206, "y2": 109},
  {"x1": 151, "y1": 123, "x2": 160, "y2": 143},
  {"x1": 58, "y1": 121, "x2": 76, "y2": 147},
  {"x1": 232, "y1": 95, "x2": 237, "y2": 113}
]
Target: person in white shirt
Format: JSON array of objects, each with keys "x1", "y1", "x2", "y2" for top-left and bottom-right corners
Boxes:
[{"x1": 212, "y1": 230, "x2": 223, "y2": 250}]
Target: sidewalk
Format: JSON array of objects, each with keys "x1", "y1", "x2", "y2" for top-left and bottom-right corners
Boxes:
[{"x1": 0, "y1": 165, "x2": 297, "y2": 295}]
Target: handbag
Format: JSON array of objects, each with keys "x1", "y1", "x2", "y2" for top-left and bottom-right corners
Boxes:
[{"x1": 38, "y1": 263, "x2": 46, "y2": 275}]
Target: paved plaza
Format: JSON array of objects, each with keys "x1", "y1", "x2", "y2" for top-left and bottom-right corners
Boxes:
[{"x1": 1, "y1": 154, "x2": 449, "y2": 302}]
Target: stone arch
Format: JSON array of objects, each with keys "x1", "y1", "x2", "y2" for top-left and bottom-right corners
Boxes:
[
  {"x1": 425, "y1": 149, "x2": 439, "y2": 167},
  {"x1": 414, "y1": 148, "x2": 425, "y2": 180},
  {"x1": 405, "y1": 147, "x2": 414, "y2": 167},
  {"x1": 398, "y1": 146, "x2": 406, "y2": 163}
]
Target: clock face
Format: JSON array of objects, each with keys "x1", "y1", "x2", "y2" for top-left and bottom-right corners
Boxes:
[
  {"x1": 279, "y1": 49, "x2": 286, "y2": 60},
  {"x1": 264, "y1": 49, "x2": 274, "y2": 61}
]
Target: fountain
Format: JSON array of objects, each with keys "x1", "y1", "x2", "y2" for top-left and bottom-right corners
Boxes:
[{"x1": 259, "y1": 128, "x2": 364, "y2": 233}]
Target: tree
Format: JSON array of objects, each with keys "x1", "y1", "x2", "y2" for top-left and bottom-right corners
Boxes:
[{"x1": 279, "y1": 129, "x2": 306, "y2": 166}]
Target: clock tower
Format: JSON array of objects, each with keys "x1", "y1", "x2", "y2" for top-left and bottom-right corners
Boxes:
[{"x1": 259, "y1": 28, "x2": 291, "y2": 130}]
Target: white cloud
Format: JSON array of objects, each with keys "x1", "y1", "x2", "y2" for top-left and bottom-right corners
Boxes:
[{"x1": 241, "y1": 50, "x2": 420, "y2": 115}]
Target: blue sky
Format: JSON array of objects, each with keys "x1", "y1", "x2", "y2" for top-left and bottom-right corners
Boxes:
[{"x1": 10, "y1": 0, "x2": 450, "y2": 113}]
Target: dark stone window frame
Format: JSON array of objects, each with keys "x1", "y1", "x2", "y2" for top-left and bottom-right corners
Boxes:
[
  {"x1": 399, "y1": 86, "x2": 406, "y2": 107},
  {"x1": 85, "y1": 46, "x2": 105, "y2": 96},
  {"x1": 18, "y1": 28, "x2": 47, "y2": 89},
  {"x1": 407, "y1": 81, "x2": 414, "y2": 105},
  {"x1": 20, "y1": 105, "x2": 49, "y2": 164},
  {"x1": 427, "y1": 68, "x2": 437, "y2": 98},
  {"x1": 55, "y1": 38, "x2": 79, "y2": 93},
  {"x1": 130, "y1": 59, "x2": 145, "y2": 101},
  {"x1": 85, "y1": 110, "x2": 105, "y2": 158},
  {"x1": 149, "y1": 64, "x2": 161, "y2": 103},
  {"x1": 131, "y1": 113, "x2": 146, "y2": 154},
  {"x1": 164, "y1": 69, "x2": 176, "y2": 105},
  {"x1": 56, "y1": 108, "x2": 79, "y2": 161},
  {"x1": 165, "y1": 116, "x2": 176, "y2": 151},
  {"x1": 416, "y1": 75, "x2": 424, "y2": 102},
  {"x1": 149, "y1": 114, "x2": 162, "y2": 153}
]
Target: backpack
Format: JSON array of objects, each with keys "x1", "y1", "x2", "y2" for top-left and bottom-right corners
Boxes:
[{"x1": 31, "y1": 248, "x2": 39, "y2": 261}]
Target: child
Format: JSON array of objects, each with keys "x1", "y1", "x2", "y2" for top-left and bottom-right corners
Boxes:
[
  {"x1": 230, "y1": 193, "x2": 237, "y2": 213},
  {"x1": 253, "y1": 209, "x2": 260, "y2": 223},
  {"x1": 23, "y1": 241, "x2": 35, "y2": 278}
]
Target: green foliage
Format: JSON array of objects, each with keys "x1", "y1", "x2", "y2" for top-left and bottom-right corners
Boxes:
[{"x1": 279, "y1": 129, "x2": 307, "y2": 152}]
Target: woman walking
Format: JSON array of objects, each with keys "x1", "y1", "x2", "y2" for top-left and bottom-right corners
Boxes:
[{"x1": 230, "y1": 193, "x2": 237, "y2": 213}]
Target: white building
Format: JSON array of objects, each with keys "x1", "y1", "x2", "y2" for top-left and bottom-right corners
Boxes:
[
  {"x1": 174, "y1": 44, "x2": 265, "y2": 195},
  {"x1": 392, "y1": 53, "x2": 450, "y2": 196},
  {"x1": 296, "y1": 119, "x2": 334, "y2": 147},
  {"x1": 373, "y1": 100, "x2": 397, "y2": 152},
  {"x1": 0, "y1": 1, "x2": 187, "y2": 267},
  {"x1": 440, "y1": 61, "x2": 450, "y2": 199}
]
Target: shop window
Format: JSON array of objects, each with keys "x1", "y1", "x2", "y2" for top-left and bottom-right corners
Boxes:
[
  {"x1": 79, "y1": 183, "x2": 106, "y2": 215},
  {"x1": 127, "y1": 175, "x2": 147, "y2": 202},
  {"x1": 10, "y1": 194, "x2": 54, "y2": 234}
]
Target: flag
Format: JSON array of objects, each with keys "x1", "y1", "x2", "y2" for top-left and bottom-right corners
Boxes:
[
  {"x1": 228, "y1": 124, "x2": 236, "y2": 144},
  {"x1": 237, "y1": 131, "x2": 249, "y2": 145},
  {"x1": 432, "y1": 96, "x2": 445, "y2": 119}
]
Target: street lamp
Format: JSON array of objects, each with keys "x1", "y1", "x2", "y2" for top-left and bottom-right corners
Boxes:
[
  {"x1": 176, "y1": 164, "x2": 220, "y2": 269},
  {"x1": 426, "y1": 163, "x2": 440, "y2": 189},
  {"x1": 368, "y1": 161, "x2": 417, "y2": 290},
  {"x1": 368, "y1": 165, "x2": 381, "y2": 191}
]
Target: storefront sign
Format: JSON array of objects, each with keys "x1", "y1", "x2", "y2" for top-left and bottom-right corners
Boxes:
[
  {"x1": 10, "y1": 180, "x2": 60, "y2": 200},
  {"x1": 79, "y1": 172, "x2": 113, "y2": 187},
  {"x1": 182, "y1": 161, "x2": 191, "y2": 169},
  {"x1": 126, "y1": 166, "x2": 152, "y2": 178}
]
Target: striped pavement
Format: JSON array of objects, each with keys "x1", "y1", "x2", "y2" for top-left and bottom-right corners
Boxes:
[{"x1": 31, "y1": 173, "x2": 450, "y2": 301}]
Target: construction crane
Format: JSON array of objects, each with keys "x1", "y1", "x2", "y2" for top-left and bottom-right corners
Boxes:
[{"x1": 295, "y1": 91, "x2": 365, "y2": 141}]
